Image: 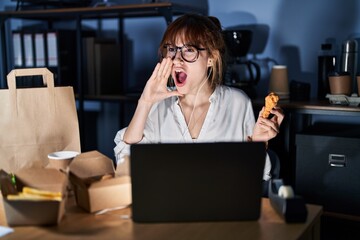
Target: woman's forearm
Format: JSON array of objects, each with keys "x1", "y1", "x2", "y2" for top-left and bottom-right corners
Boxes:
[{"x1": 123, "y1": 99, "x2": 153, "y2": 144}]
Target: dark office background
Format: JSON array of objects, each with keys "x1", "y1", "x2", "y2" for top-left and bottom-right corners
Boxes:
[{"x1": 1, "y1": 0, "x2": 360, "y2": 160}]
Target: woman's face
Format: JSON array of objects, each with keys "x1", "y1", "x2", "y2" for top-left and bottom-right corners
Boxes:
[{"x1": 170, "y1": 38, "x2": 211, "y2": 95}]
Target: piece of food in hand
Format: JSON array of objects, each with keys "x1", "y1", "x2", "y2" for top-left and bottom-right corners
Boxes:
[
  {"x1": 6, "y1": 187, "x2": 62, "y2": 201},
  {"x1": 262, "y1": 92, "x2": 279, "y2": 118}
]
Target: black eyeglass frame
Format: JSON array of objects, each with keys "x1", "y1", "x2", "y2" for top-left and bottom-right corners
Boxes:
[{"x1": 163, "y1": 44, "x2": 207, "y2": 63}]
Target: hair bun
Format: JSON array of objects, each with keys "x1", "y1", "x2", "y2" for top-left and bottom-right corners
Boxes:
[{"x1": 208, "y1": 16, "x2": 222, "y2": 31}]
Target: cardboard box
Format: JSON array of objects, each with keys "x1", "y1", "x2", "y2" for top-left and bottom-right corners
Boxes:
[
  {"x1": 0, "y1": 168, "x2": 67, "y2": 226},
  {"x1": 69, "y1": 151, "x2": 131, "y2": 213}
]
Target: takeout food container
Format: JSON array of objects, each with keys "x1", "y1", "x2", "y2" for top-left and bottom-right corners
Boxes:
[
  {"x1": 0, "y1": 168, "x2": 67, "y2": 226},
  {"x1": 69, "y1": 150, "x2": 131, "y2": 213}
]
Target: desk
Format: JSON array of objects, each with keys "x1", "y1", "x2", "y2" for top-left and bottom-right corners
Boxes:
[{"x1": 0, "y1": 198, "x2": 322, "y2": 240}]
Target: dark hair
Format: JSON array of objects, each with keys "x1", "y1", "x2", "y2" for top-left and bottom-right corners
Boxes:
[{"x1": 158, "y1": 13, "x2": 225, "y2": 90}]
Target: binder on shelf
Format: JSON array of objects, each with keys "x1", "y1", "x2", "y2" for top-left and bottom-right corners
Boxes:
[
  {"x1": 83, "y1": 37, "x2": 96, "y2": 95},
  {"x1": 45, "y1": 30, "x2": 79, "y2": 89},
  {"x1": 34, "y1": 33, "x2": 46, "y2": 67},
  {"x1": 12, "y1": 32, "x2": 23, "y2": 67},
  {"x1": 23, "y1": 33, "x2": 34, "y2": 67},
  {"x1": 94, "y1": 39, "x2": 122, "y2": 95},
  {"x1": 46, "y1": 32, "x2": 58, "y2": 67},
  {"x1": 11, "y1": 28, "x2": 93, "y2": 93}
]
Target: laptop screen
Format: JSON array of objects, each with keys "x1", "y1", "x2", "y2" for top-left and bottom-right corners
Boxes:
[{"x1": 130, "y1": 142, "x2": 266, "y2": 222}]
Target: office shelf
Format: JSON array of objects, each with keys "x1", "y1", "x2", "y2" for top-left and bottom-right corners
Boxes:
[
  {"x1": 0, "y1": 3, "x2": 204, "y2": 88},
  {"x1": 0, "y1": 3, "x2": 203, "y2": 148}
]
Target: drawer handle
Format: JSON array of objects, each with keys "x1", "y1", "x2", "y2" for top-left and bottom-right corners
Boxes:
[{"x1": 328, "y1": 154, "x2": 346, "y2": 167}]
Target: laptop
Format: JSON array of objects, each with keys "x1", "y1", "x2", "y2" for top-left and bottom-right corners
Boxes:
[{"x1": 130, "y1": 142, "x2": 266, "y2": 223}]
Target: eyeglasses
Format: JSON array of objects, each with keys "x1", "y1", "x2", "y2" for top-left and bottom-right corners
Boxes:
[{"x1": 163, "y1": 44, "x2": 206, "y2": 63}]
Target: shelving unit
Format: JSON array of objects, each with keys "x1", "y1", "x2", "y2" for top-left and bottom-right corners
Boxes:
[{"x1": 0, "y1": 3, "x2": 204, "y2": 149}]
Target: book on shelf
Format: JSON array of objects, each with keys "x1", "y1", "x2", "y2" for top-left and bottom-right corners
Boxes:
[
  {"x1": 83, "y1": 37, "x2": 122, "y2": 96},
  {"x1": 82, "y1": 37, "x2": 96, "y2": 95},
  {"x1": 94, "y1": 39, "x2": 122, "y2": 95},
  {"x1": 52, "y1": 30, "x2": 78, "y2": 91}
]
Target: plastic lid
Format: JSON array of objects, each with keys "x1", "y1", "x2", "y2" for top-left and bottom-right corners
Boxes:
[{"x1": 343, "y1": 39, "x2": 358, "y2": 52}]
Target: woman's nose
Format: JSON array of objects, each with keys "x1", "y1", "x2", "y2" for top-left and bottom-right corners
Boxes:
[{"x1": 172, "y1": 50, "x2": 182, "y2": 63}]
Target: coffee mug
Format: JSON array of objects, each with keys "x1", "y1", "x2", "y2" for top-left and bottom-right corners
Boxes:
[
  {"x1": 47, "y1": 151, "x2": 79, "y2": 171},
  {"x1": 269, "y1": 65, "x2": 289, "y2": 99},
  {"x1": 328, "y1": 72, "x2": 352, "y2": 95}
]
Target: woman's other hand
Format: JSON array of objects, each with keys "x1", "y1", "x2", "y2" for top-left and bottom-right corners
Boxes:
[{"x1": 252, "y1": 107, "x2": 284, "y2": 142}]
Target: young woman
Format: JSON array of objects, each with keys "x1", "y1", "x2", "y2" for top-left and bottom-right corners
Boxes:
[{"x1": 114, "y1": 13, "x2": 284, "y2": 181}]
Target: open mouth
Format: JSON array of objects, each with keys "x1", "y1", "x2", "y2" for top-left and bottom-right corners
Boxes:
[{"x1": 175, "y1": 70, "x2": 187, "y2": 86}]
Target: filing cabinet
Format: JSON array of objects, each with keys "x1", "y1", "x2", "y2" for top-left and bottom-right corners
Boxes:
[{"x1": 295, "y1": 125, "x2": 360, "y2": 216}]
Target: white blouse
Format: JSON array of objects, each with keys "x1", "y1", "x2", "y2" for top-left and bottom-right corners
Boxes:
[{"x1": 114, "y1": 85, "x2": 271, "y2": 180}]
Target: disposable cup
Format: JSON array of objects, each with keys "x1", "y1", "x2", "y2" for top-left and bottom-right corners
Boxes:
[
  {"x1": 47, "y1": 151, "x2": 79, "y2": 171},
  {"x1": 269, "y1": 65, "x2": 289, "y2": 99},
  {"x1": 329, "y1": 73, "x2": 351, "y2": 95}
]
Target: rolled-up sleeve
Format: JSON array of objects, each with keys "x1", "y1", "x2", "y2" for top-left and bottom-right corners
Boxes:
[
  {"x1": 114, "y1": 128, "x2": 130, "y2": 165},
  {"x1": 263, "y1": 154, "x2": 271, "y2": 181},
  {"x1": 113, "y1": 126, "x2": 152, "y2": 166}
]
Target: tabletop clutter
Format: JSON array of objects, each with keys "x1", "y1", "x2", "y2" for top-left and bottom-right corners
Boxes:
[
  {"x1": 318, "y1": 40, "x2": 360, "y2": 106},
  {"x1": 0, "y1": 68, "x2": 131, "y2": 227},
  {"x1": 0, "y1": 68, "x2": 307, "y2": 230},
  {"x1": 0, "y1": 150, "x2": 132, "y2": 227}
]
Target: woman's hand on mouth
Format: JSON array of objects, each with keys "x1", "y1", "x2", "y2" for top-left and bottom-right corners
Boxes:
[{"x1": 140, "y1": 57, "x2": 183, "y2": 105}]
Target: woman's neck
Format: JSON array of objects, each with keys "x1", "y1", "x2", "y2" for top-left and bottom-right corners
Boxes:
[
  {"x1": 178, "y1": 82, "x2": 213, "y2": 139},
  {"x1": 180, "y1": 82, "x2": 212, "y2": 108}
]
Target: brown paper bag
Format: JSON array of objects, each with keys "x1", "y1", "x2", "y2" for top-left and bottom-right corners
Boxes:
[{"x1": 0, "y1": 68, "x2": 81, "y2": 172}]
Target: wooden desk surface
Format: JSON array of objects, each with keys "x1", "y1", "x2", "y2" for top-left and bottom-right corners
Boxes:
[{"x1": 0, "y1": 197, "x2": 322, "y2": 240}]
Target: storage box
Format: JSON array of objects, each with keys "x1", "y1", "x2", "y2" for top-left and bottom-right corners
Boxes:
[
  {"x1": 69, "y1": 151, "x2": 131, "y2": 213},
  {"x1": 0, "y1": 168, "x2": 67, "y2": 226},
  {"x1": 295, "y1": 126, "x2": 360, "y2": 216}
]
